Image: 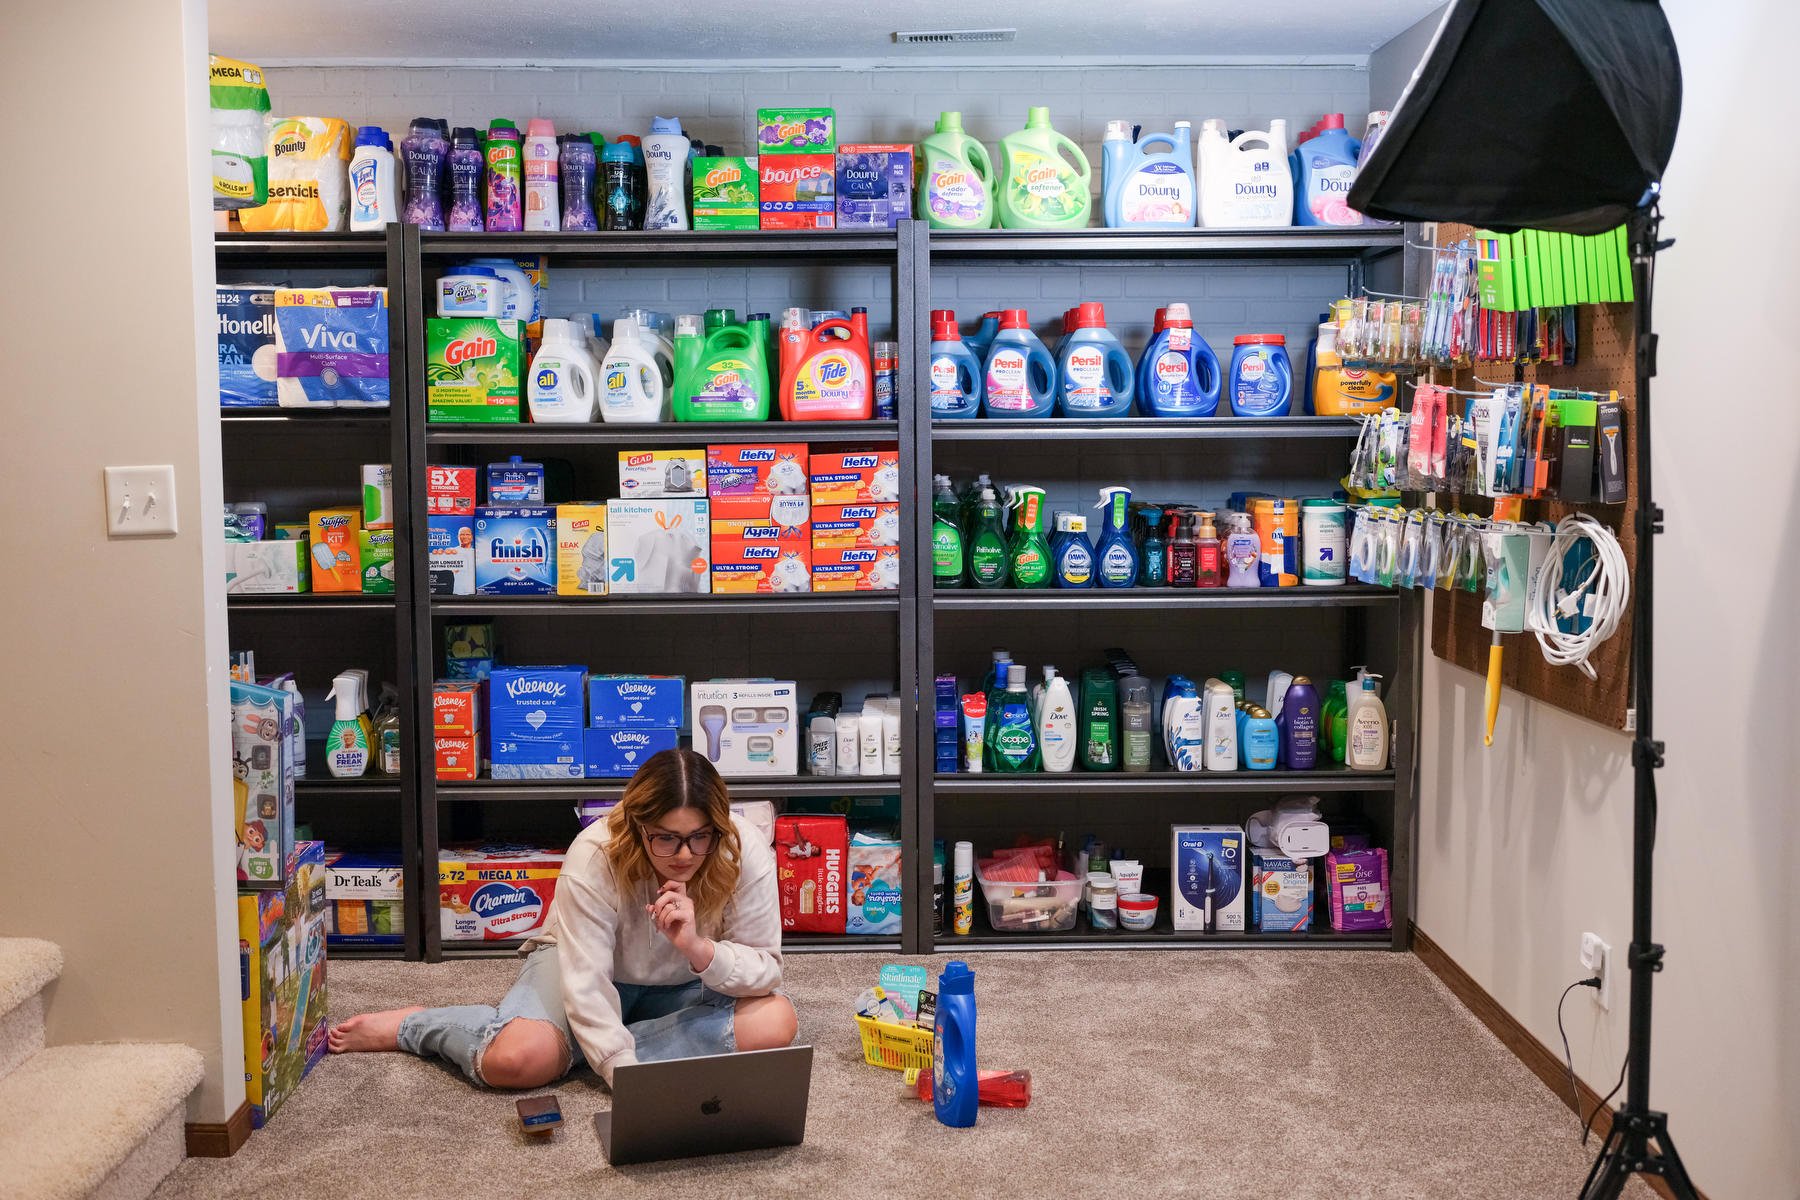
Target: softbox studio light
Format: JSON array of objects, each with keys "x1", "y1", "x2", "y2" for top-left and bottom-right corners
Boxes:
[{"x1": 1348, "y1": 0, "x2": 1681, "y2": 234}]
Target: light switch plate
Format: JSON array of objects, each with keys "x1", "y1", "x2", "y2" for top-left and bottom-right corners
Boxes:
[{"x1": 104, "y1": 465, "x2": 179, "y2": 537}]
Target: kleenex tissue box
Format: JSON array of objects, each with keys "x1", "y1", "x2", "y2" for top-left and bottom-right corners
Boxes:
[
  {"x1": 583, "y1": 726, "x2": 681, "y2": 778},
  {"x1": 488, "y1": 666, "x2": 586, "y2": 779},
  {"x1": 1171, "y1": 824, "x2": 1246, "y2": 931},
  {"x1": 588, "y1": 676, "x2": 686, "y2": 728}
]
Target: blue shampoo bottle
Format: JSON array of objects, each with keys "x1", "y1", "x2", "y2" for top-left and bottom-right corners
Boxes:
[
  {"x1": 1093, "y1": 486, "x2": 1139, "y2": 588},
  {"x1": 982, "y1": 309, "x2": 1056, "y2": 418},
  {"x1": 929, "y1": 309, "x2": 983, "y2": 419},
  {"x1": 1137, "y1": 302, "x2": 1221, "y2": 417},
  {"x1": 933, "y1": 961, "x2": 979, "y2": 1128},
  {"x1": 1056, "y1": 301, "x2": 1136, "y2": 417}
]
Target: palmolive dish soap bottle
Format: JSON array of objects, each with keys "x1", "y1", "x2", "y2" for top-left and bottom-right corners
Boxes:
[
  {"x1": 779, "y1": 309, "x2": 872, "y2": 421},
  {"x1": 917, "y1": 112, "x2": 996, "y2": 230},
  {"x1": 998, "y1": 107, "x2": 1091, "y2": 230}
]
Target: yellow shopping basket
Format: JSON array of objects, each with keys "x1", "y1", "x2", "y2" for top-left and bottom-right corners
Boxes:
[{"x1": 854, "y1": 1014, "x2": 934, "y2": 1071}]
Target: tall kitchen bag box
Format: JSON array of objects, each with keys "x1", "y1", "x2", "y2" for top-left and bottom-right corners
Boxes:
[{"x1": 239, "y1": 840, "x2": 328, "y2": 1128}]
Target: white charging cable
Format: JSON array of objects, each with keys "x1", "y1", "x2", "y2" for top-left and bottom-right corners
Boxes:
[{"x1": 1528, "y1": 513, "x2": 1631, "y2": 680}]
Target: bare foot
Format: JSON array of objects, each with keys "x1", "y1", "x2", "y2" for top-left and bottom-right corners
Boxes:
[{"x1": 329, "y1": 1006, "x2": 426, "y2": 1054}]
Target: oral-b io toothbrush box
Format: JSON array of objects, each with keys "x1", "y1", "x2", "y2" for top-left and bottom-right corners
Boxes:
[
  {"x1": 488, "y1": 666, "x2": 587, "y2": 779},
  {"x1": 1171, "y1": 824, "x2": 1246, "y2": 931},
  {"x1": 690, "y1": 680, "x2": 797, "y2": 776},
  {"x1": 474, "y1": 505, "x2": 555, "y2": 595}
]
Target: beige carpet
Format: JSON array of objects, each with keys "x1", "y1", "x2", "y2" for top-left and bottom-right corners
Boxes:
[{"x1": 157, "y1": 951, "x2": 1648, "y2": 1200}]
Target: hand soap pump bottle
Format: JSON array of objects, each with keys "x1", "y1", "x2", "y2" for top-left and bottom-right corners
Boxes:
[
  {"x1": 1093, "y1": 486, "x2": 1139, "y2": 589},
  {"x1": 325, "y1": 670, "x2": 371, "y2": 779},
  {"x1": 1194, "y1": 512, "x2": 1224, "y2": 588},
  {"x1": 1224, "y1": 512, "x2": 1262, "y2": 587},
  {"x1": 1345, "y1": 672, "x2": 1389, "y2": 771},
  {"x1": 933, "y1": 961, "x2": 979, "y2": 1128}
]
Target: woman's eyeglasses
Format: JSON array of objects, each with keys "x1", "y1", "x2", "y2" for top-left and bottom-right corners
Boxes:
[{"x1": 644, "y1": 827, "x2": 716, "y2": 858}]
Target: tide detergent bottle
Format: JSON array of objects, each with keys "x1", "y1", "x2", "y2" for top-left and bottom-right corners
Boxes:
[
  {"x1": 1136, "y1": 302, "x2": 1222, "y2": 417},
  {"x1": 1291, "y1": 114, "x2": 1364, "y2": 227},
  {"x1": 929, "y1": 309, "x2": 983, "y2": 419},
  {"x1": 917, "y1": 112, "x2": 996, "y2": 230},
  {"x1": 981, "y1": 310, "x2": 1056, "y2": 418},
  {"x1": 1102, "y1": 121, "x2": 1195, "y2": 229},
  {"x1": 1056, "y1": 303, "x2": 1135, "y2": 417},
  {"x1": 779, "y1": 308, "x2": 872, "y2": 421},
  {"x1": 599, "y1": 316, "x2": 670, "y2": 423},
  {"x1": 1196, "y1": 118, "x2": 1292, "y2": 228},
  {"x1": 997, "y1": 108, "x2": 1091, "y2": 230},
  {"x1": 673, "y1": 315, "x2": 769, "y2": 421}
]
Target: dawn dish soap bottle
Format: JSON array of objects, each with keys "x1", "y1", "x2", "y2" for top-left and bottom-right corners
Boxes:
[
  {"x1": 1093, "y1": 486, "x2": 1138, "y2": 588},
  {"x1": 929, "y1": 310, "x2": 983, "y2": 419},
  {"x1": 917, "y1": 112, "x2": 997, "y2": 230},
  {"x1": 997, "y1": 107, "x2": 1092, "y2": 230},
  {"x1": 1290, "y1": 113, "x2": 1364, "y2": 227},
  {"x1": 1056, "y1": 303, "x2": 1136, "y2": 417},
  {"x1": 1137, "y1": 303, "x2": 1222, "y2": 417},
  {"x1": 932, "y1": 474, "x2": 966, "y2": 589},
  {"x1": 1102, "y1": 120, "x2": 1196, "y2": 229},
  {"x1": 1006, "y1": 486, "x2": 1052, "y2": 589},
  {"x1": 1052, "y1": 512, "x2": 1093, "y2": 588},
  {"x1": 982, "y1": 310, "x2": 1056, "y2": 418}
]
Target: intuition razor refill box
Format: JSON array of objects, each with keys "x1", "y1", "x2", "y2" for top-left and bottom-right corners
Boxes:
[
  {"x1": 691, "y1": 680, "x2": 797, "y2": 776},
  {"x1": 1171, "y1": 825, "x2": 1246, "y2": 931}
]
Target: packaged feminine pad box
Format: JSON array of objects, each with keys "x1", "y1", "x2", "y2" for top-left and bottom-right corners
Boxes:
[
  {"x1": 217, "y1": 285, "x2": 278, "y2": 406},
  {"x1": 846, "y1": 830, "x2": 903, "y2": 935},
  {"x1": 439, "y1": 845, "x2": 565, "y2": 941},
  {"x1": 275, "y1": 287, "x2": 390, "y2": 408},
  {"x1": 775, "y1": 814, "x2": 847, "y2": 934}
]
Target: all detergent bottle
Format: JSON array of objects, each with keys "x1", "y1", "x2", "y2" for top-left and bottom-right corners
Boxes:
[
  {"x1": 527, "y1": 318, "x2": 600, "y2": 422},
  {"x1": 964, "y1": 311, "x2": 1002, "y2": 363},
  {"x1": 1291, "y1": 114, "x2": 1364, "y2": 227},
  {"x1": 1229, "y1": 335, "x2": 1294, "y2": 417},
  {"x1": 1056, "y1": 303, "x2": 1136, "y2": 417},
  {"x1": 917, "y1": 111, "x2": 996, "y2": 230},
  {"x1": 1006, "y1": 486, "x2": 1052, "y2": 589},
  {"x1": 1093, "y1": 486, "x2": 1138, "y2": 588},
  {"x1": 674, "y1": 317, "x2": 769, "y2": 421},
  {"x1": 780, "y1": 310, "x2": 872, "y2": 421},
  {"x1": 982, "y1": 310, "x2": 1056, "y2": 418},
  {"x1": 997, "y1": 107, "x2": 1092, "y2": 230},
  {"x1": 929, "y1": 310, "x2": 983, "y2": 419},
  {"x1": 1102, "y1": 121, "x2": 1196, "y2": 229},
  {"x1": 1136, "y1": 302, "x2": 1222, "y2": 417},
  {"x1": 599, "y1": 317, "x2": 670, "y2": 423},
  {"x1": 1196, "y1": 118, "x2": 1292, "y2": 228}
]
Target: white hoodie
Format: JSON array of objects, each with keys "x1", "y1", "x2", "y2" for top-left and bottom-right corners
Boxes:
[{"x1": 528, "y1": 812, "x2": 781, "y2": 1082}]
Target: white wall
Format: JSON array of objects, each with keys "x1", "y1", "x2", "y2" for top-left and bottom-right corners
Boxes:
[
  {"x1": 0, "y1": 0, "x2": 243, "y2": 1123},
  {"x1": 1410, "y1": 3, "x2": 1800, "y2": 1196}
]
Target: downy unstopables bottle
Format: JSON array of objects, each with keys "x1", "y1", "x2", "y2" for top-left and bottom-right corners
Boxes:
[
  {"x1": 967, "y1": 487, "x2": 1009, "y2": 589},
  {"x1": 932, "y1": 474, "x2": 966, "y2": 589},
  {"x1": 559, "y1": 134, "x2": 598, "y2": 231},
  {"x1": 447, "y1": 127, "x2": 485, "y2": 232},
  {"x1": 600, "y1": 138, "x2": 641, "y2": 230},
  {"x1": 997, "y1": 107, "x2": 1092, "y2": 230},
  {"x1": 401, "y1": 118, "x2": 448, "y2": 231},
  {"x1": 1006, "y1": 486, "x2": 1052, "y2": 589}
]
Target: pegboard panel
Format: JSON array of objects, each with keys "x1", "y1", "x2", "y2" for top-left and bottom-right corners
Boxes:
[{"x1": 1426, "y1": 223, "x2": 1638, "y2": 731}]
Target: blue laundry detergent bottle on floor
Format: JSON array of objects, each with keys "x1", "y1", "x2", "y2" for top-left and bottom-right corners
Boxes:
[
  {"x1": 1137, "y1": 302, "x2": 1221, "y2": 417},
  {"x1": 932, "y1": 960, "x2": 978, "y2": 1128},
  {"x1": 929, "y1": 309, "x2": 983, "y2": 419},
  {"x1": 1229, "y1": 334, "x2": 1294, "y2": 416},
  {"x1": 1102, "y1": 120, "x2": 1196, "y2": 229},
  {"x1": 1056, "y1": 302, "x2": 1135, "y2": 417},
  {"x1": 982, "y1": 309, "x2": 1056, "y2": 418}
]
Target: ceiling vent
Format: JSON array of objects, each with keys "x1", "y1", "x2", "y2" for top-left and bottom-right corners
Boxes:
[{"x1": 894, "y1": 28, "x2": 1018, "y2": 46}]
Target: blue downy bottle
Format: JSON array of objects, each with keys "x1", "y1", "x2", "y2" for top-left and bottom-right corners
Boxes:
[
  {"x1": 933, "y1": 961, "x2": 978, "y2": 1128},
  {"x1": 982, "y1": 309, "x2": 1056, "y2": 418},
  {"x1": 1102, "y1": 120, "x2": 1196, "y2": 229},
  {"x1": 1056, "y1": 302, "x2": 1136, "y2": 417},
  {"x1": 1093, "y1": 486, "x2": 1139, "y2": 588},
  {"x1": 964, "y1": 311, "x2": 1002, "y2": 363},
  {"x1": 1052, "y1": 512, "x2": 1094, "y2": 587},
  {"x1": 1291, "y1": 114, "x2": 1364, "y2": 227},
  {"x1": 929, "y1": 309, "x2": 983, "y2": 419},
  {"x1": 1136, "y1": 302, "x2": 1221, "y2": 417}
]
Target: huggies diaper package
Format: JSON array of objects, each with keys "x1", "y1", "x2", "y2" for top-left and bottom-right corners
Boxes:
[
  {"x1": 775, "y1": 814, "x2": 847, "y2": 934},
  {"x1": 605, "y1": 499, "x2": 711, "y2": 594},
  {"x1": 237, "y1": 116, "x2": 352, "y2": 232},
  {"x1": 846, "y1": 829, "x2": 903, "y2": 935},
  {"x1": 217, "y1": 286, "x2": 278, "y2": 406},
  {"x1": 474, "y1": 506, "x2": 555, "y2": 595},
  {"x1": 275, "y1": 287, "x2": 391, "y2": 408},
  {"x1": 1251, "y1": 847, "x2": 1314, "y2": 932},
  {"x1": 555, "y1": 503, "x2": 608, "y2": 596},
  {"x1": 440, "y1": 845, "x2": 566, "y2": 942}
]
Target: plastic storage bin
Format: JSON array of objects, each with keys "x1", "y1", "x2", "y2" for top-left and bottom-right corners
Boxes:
[
  {"x1": 975, "y1": 865, "x2": 1082, "y2": 932},
  {"x1": 855, "y1": 1014, "x2": 935, "y2": 1071}
]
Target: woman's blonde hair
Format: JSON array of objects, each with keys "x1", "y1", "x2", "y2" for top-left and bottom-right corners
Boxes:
[{"x1": 603, "y1": 748, "x2": 742, "y2": 934}]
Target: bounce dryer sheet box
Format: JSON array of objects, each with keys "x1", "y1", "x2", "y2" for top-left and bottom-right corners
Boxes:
[
  {"x1": 759, "y1": 155, "x2": 836, "y2": 230},
  {"x1": 706, "y1": 443, "x2": 810, "y2": 519},
  {"x1": 428, "y1": 516, "x2": 474, "y2": 597},
  {"x1": 605, "y1": 499, "x2": 711, "y2": 594},
  {"x1": 217, "y1": 285, "x2": 278, "y2": 407},
  {"x1": 618, "y1": 448, "x2": 706, "y2": 498},
  {"x1": 1170, "y1": 824, "x2": 1247, "y2": 931},
  {"x1": 690, "y1": 680, "x2": 797, "y2": 776},
  {"x1": 473, "y1": 505, "x2": 555, "y2": 595},
  {"x1": 439, "y1": 845, "x2": 565, "y2": 942},
  {"x1": 487, "y1": 666, "x2": 586, "y2": 779},
  {"x1": 692, "y1": 156, "x2": 760, "y2": 231},
  {"x1": 555, "y1": 503, "x2": 607, "y2": 597},
  {"x1": 1251, "y1": 848, "x2": 1314, "y2": 933},
  {"x1": 710, "y1": 535, "x2": 812, "y2": 595},
  {"x1": 808, "y1": 447, "x2": 901, "y2": 505},
  {"x1": 811, "y1": 545, "x2": 899, "y2": 592},
  {"x1": 810, "y1": 503, "x2": 900, "y2": 550},
  {"x1": 426, "y1": 318, "x2": 523, "y2": 423},
  {"x1": 775, "y1": 814, "x2": 847, "y2": 934}
]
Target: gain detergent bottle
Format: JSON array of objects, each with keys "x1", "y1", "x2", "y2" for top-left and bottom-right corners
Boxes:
[
  {"x1": 997, "y1": 108, "x2": 1092, "y2": 230},
  {"x1": 917, "y1": 112, "x2": 996, "y2": 230}
]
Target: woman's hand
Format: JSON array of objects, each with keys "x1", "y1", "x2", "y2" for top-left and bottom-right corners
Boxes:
[{"x1": 647, "y1": 881, "x2": 714, "y2": 973}]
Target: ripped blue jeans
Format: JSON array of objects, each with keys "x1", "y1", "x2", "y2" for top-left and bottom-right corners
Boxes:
[{"x1": 396, "y1": 945, "x2": 736, "y2": 1086}]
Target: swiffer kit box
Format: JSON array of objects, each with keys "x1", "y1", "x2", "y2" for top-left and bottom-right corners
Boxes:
[
  {"x1": 488, "y1": 666, "x2": 586, "y2": 779},
  {"x1": 1171, "y1": 824, "x2": 1247, "y2": 931},
  {"x1": 775, "y1": 813, "x2": 847, "y2": 934},
  {"x1": 691, "y1": 680, "x2": 797, "y2": 776}
]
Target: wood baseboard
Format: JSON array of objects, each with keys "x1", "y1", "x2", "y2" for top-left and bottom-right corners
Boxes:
[
  {"x1": 1411, "y1": 924, "x2": 1706, "y2": 1200},
  {"x1": 185, "y1": 1100, "x2": 253, "y2": 1158}
]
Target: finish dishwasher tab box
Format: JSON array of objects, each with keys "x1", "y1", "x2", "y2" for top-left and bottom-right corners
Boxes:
[
  {"x1": 473, "y1": 506, "x2": 555, "y2": 595},
  {"x1": 812, "y1": 545, "x2": 899, "y2": 592},
  {"x1": 774, "y1": 813, "x2": 847, "y2": 934},
  {"x1": 605, "y1": 498, "x2": 711, "y2": 594},
  {"x1": 706, "y1": 443, "x2": 810, "y2": 519},
  {"x1": 555, "y1": 503, "x2": 608, "y2": 596},
  {"x1": 216, "y1": 285, "x2": 278, "y2": 407},
  {"x1": 759, "y1": 155, "x2": 836, "y2": 230},
  {"x1": 487, "y1": 665, "x2": 586, "y2": 779},
  {"x1": 809, "y1": 446, "x2": 901, "y2": 505},
  {"x1": 1171, "y1": 824, "x2": 1247, "y2": 931},
  {"x1": 440, "y1": 845, "x2": 565, "y2": 942},
  {"x1": 426, "y1": 317, "x2": 523, "y2": 422}
]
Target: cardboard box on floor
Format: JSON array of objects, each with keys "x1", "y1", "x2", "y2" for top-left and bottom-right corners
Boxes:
[{"x1": 239, "y1": 840, "x2": 329, "y2": 1128}]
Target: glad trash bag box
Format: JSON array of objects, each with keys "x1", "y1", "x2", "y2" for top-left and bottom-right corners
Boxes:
[{"x1": 440, "y1": 845, "x2": 566, "y2": 942}]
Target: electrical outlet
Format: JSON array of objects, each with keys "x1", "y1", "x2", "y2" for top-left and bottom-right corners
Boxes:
[
  {"x1": 1580, "y1": 932, "x2": 1612, "y2": 1011},
  {"x1": 103, "y1": 465, "x2": 179, "y2": 538}
]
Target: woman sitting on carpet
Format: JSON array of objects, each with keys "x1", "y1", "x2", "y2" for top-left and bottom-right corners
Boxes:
[{"x1": 330, "y1": 748, "x2": 797, "y2": 1088}]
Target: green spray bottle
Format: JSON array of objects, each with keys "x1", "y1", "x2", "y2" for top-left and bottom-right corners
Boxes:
[
  {"x1": 967, "y1": 487, "x2": 1010, "y2": 589},
  {"x1": 932, "y1": 474, "x2": 965, "y2": 589},
  {"x1": 1007, "y1": 485, "x2": 1052, "y2": 589}
]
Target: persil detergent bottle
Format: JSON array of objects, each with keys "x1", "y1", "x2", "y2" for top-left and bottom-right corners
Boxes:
[
  {"x1": 1102, "y1": 121, "x2": 1196, "y2": 229},
  {"x1": 981, "y1": 310, "x2": 1056, "y2": 419},
  {"x1": 1136, "y1": 303, "x2": 1222, "y2": 417},
  {"x1": 997, "y1": 107, "x2": 1091, "y2": 230},
  {"x1": 1290, "y1": 114, "x2": 1364, "y2": 227},
  {"x1": 1056, "y1": 303, "x2": 1135, "y2": 417},
  {"x1": 917, "y1": 112, "x2": 996, "y2": 230},
  {"x1": 929, "y1": 309, "x2": 983, "y2": 420},
  {"x1": 1229, "y1": 334, "x2": 1294, "y2": 417},
  {"x1": 964, "y1": 311, "x2": 1002, "y2": 363},
  {"x1": 1197, "y1": 118, "x2": 1292, "y2": 228},
  {"x1": 779, "y1": 308, "x2": 872, "y2": 421}
]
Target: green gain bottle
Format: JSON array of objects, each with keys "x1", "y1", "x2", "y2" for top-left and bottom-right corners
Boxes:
[
  {"x1": 932, "y1": 474, "x2": 965, "y2": 589},
  {"x1": 967, "y1": 486, "x2": 1009, "y2": 589},
  {"x1": 1007, "y1": 485, "x2": 1052, "y2": 589}
]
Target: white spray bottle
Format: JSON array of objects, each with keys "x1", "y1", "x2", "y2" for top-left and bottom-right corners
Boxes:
[
  {"x1": 1038, "y1": 669, "x2": 1076, "y2": 773},
  {"x1": 325, "y1": 670, "x2": 371, "y2": 778},
  {"x1": 1203, "y1": 677, "x2": 1238, "y2": 771}
]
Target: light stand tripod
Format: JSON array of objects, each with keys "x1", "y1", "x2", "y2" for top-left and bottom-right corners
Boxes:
[{"x1": 1577, "y1": 200, "x2": 1698, "y2": 1200}]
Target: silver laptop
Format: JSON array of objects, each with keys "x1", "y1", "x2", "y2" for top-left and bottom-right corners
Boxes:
[{"x1": 594, "y1": 1045, "x2": 813, "y2": 1166}]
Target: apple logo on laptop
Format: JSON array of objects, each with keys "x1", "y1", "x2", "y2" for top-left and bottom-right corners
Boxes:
[{"x1": 700, "y1": 1096, "x2": 723, "y2": 1117}]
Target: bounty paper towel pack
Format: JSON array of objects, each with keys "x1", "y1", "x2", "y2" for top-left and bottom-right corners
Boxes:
[
  {"x1": 275, "y1": 288, "x2": 390, "y2": 408},
  {"x1": 238, "y1": 117, "x2": 353, "y2": 232}
]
